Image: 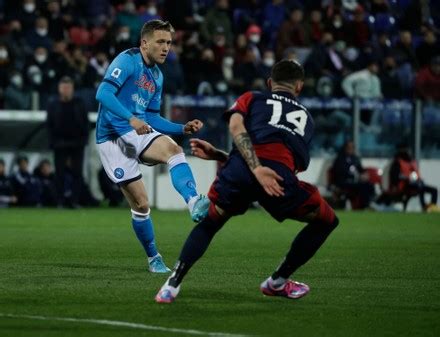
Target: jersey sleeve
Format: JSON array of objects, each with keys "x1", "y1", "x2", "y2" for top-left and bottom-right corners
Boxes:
[
  {"x1": 223, "y1": 91, "x2": 254, "y2": 122},
  {"x1": 102, "y1": 52, "x2": 134, "y2": 90}
]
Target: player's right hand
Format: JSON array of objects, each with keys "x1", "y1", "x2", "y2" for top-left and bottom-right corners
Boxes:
[
  {"x1": 130, "y1": 117, "x2": 152, "y2": 135},
  {"x1": 189, "y1": 138, "x2": 217, "y2": 160},
  {"x1": 253, "y1": 166, "x2": 285, "y2": 197}
]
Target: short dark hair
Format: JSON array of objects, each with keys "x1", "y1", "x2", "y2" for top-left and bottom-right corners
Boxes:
[
  {"x1": 271, "y1": 59, "x2": 305, "y2": 85},
  {"x1": 59, "y1": 76, "x2": 74, "y2": 85},
  {"x1": 141, "y1": 20, "x2": 174, "y2": 38},
  {"x1": 16, "y1": 155, "x2": 28, "y2": 164}
]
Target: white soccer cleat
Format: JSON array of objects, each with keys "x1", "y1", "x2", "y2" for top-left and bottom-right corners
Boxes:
[{"x1": 155, "y1": 279, "x2": 180, "y2": 303}]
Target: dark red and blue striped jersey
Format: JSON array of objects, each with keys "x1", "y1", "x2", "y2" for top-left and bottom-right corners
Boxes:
[{"x1": 225, "y1": 90, "x2": 314, "y2": 172}]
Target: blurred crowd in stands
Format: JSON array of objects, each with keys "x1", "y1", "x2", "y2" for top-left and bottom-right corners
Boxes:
[
  {"x1": 1, "y1": 0, "x2": 440, "y2": 210},
  {"x1": 0, "y1": 0, "x2": 439, "y2": 111}
]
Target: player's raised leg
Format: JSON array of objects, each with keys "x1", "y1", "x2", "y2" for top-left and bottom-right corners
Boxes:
[
  {"x1": 261, "y1": 198, "x2": 339, "y2": 299},
  {"x1": 121, "y1": 179, "x2": 170, "y2": 273},
  {"x1": 140, "y1": 136, "x2": 210, "y2": 222},
  {"x1": 155, "y1": 203, "x2": 229, "y2": 303}
]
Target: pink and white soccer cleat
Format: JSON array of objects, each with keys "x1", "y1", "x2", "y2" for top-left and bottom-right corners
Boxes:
[
  {"x1": 155, "y1": 280, "x2": 180, "y2": 303},
  {"x1": 260, "y1": 278, "x2": 310, "y2": 299}
]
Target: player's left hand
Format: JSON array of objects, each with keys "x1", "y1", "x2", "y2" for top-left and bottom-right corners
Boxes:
[
  {"x1": 253, "y1": 166, "x2": 285, "y2": 197},
  {"x1": 184, "y1": 119, "x2": 203, "y2": 134}
]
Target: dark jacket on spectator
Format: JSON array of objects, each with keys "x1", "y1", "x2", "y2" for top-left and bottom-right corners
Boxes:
[
  {"x1": 46, "y1": 96, "x2": 89, "y2": 149},
  {"x1": 11, "y1": 169, "x2": 41, "y2": 206}
]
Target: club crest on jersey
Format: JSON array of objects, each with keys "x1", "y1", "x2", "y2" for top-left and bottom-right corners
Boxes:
[
  {"x1": 114, "y1": 168, "x2": 124, "y2": 179},
  {"x1": 135, "y1": 74, "x2": 155, "y2": 93}
]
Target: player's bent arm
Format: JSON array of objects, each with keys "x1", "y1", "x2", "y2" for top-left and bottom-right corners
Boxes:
[
  {"x1": 229, "y1": 113, "x2": 261, "y2": 171},
  {"x1": 145, "y1": 110, "x2": 185, "y2": 135},
  {"x1": 229, "y1": 113, "x2": 284, "y2": 197},
  {"x1": 96, "y1": 82, "x2": 133, "y2": 120}
]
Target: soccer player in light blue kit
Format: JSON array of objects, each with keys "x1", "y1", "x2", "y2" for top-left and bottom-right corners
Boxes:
[{"x1": 95, "y1": 20, "x2": 209, "y2": 273}]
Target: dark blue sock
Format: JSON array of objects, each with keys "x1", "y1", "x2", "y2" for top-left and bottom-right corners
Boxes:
[
  {"x1": 169, "y1": 162, "x2": 198, "y2": 203},
  {"x1": 169, "y1": 212, "x2": 228, "y2": 287},
  {"x1": 131, "y1": 212, "x2": 158, "y2": 258}
]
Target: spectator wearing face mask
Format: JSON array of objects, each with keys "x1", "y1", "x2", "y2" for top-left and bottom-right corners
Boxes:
[
  {"x1": 4, "y1": 70, "x2": 32, "y2": 110},
  {"x1": 326, "y1": 12, "x2": 348, "y2": 42},
  {"x1": 256, "y1": 49, "x2": 275, "y2": 81},
  {"x1": 6, "y1": 0, "x2": 39, "y2": 34},
  {"x1": 116, "y1": 0, "x2": 143, "y2": 45},
  {"x1": 245, "y1": 24, "x2": 262, "y2": 63},
  {"x1": 25, "y1": 46, "x2": 57, "y2": 108},
  {"x1": 110, "y1": 25, "x2": 132, "y2": 56},
  {"x1": 139, "y1": 0, "x2": 161, "y2": 23},
  {"x1": 43, "y1": 0, "x2": 65, "y2": 41},
  {"x1": 221, "y1": 51, "x2": 242, "y2": 94},
  {"x1": 25, "y1": 16, "x2": 53, "y2": 50}
]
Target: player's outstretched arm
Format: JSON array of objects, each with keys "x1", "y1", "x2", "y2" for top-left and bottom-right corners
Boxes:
[
  {"x1": 189, "y1": 138, "x2": 229, "y2": 162},
  {"x1": 229, "y1": 113, "x2": 284, "y2": 197}
]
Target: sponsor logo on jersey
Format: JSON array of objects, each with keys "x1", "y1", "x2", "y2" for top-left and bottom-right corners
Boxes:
[
  {"x1": 135, "y1": 74, "x2": 155, "y2": 93},
  {"x1": 132, "y1": 93, "x2": 148, "y2": 108},
  {"x1": 111, "y1": 68, "x2": 121, "y2": 78},
  {"x1": 114, "y1": 168, "x2": 124, "y2": 179}
]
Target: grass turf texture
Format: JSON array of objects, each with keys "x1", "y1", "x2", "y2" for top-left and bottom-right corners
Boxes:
[{"x1": 0, "y1": 209, "x2": 439, "y2": 337}]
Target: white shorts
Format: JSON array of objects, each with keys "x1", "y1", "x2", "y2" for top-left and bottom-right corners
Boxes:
[{"x1": 97, "y1": 130, "x2": 163, "y2": 184}]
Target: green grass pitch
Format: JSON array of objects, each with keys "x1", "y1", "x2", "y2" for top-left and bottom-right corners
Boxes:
[{"x1": 0, "y1": 208, "x2": 439, "y2": 337}]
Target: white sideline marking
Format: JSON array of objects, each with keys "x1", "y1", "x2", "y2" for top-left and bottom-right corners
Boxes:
[{"x1": 0, "y1": 313, "x2": 251, "y2": 337}]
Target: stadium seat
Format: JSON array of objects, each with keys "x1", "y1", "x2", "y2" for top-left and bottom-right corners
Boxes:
[{"x1": 69, "y1": 26, "x2": 91, "y2": 46}]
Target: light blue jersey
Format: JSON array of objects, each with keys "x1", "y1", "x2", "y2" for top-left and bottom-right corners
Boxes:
[{"x1": 96, "y1": 48, "x2": 163, "y2": 143}]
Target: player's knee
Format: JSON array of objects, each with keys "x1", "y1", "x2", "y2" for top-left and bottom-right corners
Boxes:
[
  {"x1": 133, "y1": 200, "x2": 150, "y2": 214},
  {"x1": 167, "y1": 142, "x2": 183, "y2": 156}
]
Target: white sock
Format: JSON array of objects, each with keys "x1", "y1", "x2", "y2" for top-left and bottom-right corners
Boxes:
[
  {"x1": 148, "y1": 253, "x2": 160, "y2": 263},
  {"x1": 270, "y1": 276, "x2": 287, "y2": 289},
  {"x1": 161, "y1": 278, "x2": 180, "y2": 296},
  {"x1": 187, "y1": 195, "x2": 199, "y2": 213}
]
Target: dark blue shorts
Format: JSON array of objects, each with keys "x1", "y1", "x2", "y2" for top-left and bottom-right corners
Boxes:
[{"x1": 208, "y1": 155, "x2": 333, "y2": 222}]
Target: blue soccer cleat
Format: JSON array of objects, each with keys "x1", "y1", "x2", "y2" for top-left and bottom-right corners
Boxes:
[
  {"x1": 190, "y1": 195, "x2": 210, "y2": 222},
  {"x1": 148, "y1": 254, "x2": 171, "y2": 273}
]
